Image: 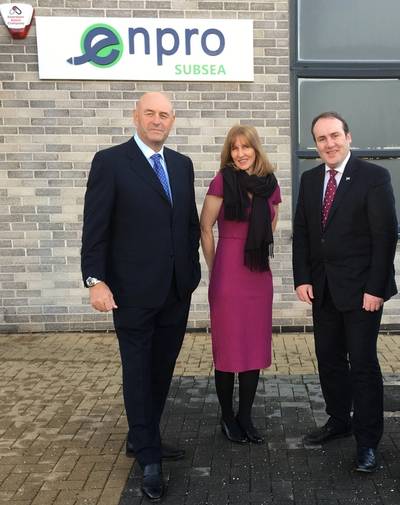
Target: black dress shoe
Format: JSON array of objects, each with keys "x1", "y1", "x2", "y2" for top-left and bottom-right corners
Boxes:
[
  {"x1": 126, "y1": 439, "x2": 135, "y2": 458},
  {"x1": 355, "y1": 447, "x2": 377, "y2": 473},
  {"x1": 126, "y1": 440, "x2": 185, "y2": 460},
  {"x1": 161, "y1": 443, "x2": 185, "y2": 460},
  {"x1": 236, "y1": 416, "x2": 265, "y2": 444},
  {"x1": 220, "y1": 417, "x2": 248, "y2": 444},
  {"x1": 303, "y1": 422, "x2": 352, "y2": 445},
  {"x1": 141, "y1": 463, "x2": 164, "y2": 501}
]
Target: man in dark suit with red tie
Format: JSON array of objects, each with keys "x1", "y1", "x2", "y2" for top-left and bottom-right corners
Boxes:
[
  {"x1": 81, "y1": 92, "x2": 201, "y2": 500},
  {"x1": 293, "y1": 111, "x2": 398, "y2": 472}
]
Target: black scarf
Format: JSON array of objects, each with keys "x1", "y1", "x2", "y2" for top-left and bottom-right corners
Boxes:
[{"x1": 222, "y1": 166, "x2": 278, "y2": 272}]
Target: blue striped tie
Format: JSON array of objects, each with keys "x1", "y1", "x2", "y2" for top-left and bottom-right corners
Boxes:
[{"x1": 150, "y1": 153, "x2": 172, "y2": 203}]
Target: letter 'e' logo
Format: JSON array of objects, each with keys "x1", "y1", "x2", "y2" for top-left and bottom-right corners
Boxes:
[{"x1": 67, "y1": 24, "x2": 123, "y2": 67}]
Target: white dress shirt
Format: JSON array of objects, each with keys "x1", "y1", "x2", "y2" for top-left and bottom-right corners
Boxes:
[{"x1": 322, "y1": 151, "x2": 351, "y2": 199}]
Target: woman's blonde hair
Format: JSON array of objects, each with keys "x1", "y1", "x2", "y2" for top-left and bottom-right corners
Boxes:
[{"x1": 220, "y1": 125, "x2": 274, "y2": 176}]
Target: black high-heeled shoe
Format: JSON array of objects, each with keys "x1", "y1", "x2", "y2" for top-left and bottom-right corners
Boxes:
[
  {"x1": 236, "y1": 416, "x2": 265, "y2": 444},
  {"x1": 220, "y1": 417, "x2": 248, "y2": 443}
]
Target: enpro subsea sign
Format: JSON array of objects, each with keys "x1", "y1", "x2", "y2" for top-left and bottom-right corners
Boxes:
[{"x1": 36, "y1": 17, "x2": 254, "y2": 81}]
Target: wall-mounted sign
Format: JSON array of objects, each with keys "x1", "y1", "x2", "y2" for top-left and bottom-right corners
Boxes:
[
  {"x1": 36, "y1": 17, "x2": 254, "y2": 81},
  {"x1": 0, "y1": 3, "x2": 34, "y2": 39}
]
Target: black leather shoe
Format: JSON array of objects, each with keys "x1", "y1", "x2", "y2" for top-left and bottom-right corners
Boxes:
[
  {"x1": 126, "y1": 440, "x2": 185, "y2": 460},
  {"x1": 141, "y1": 463, "x2": 164, "y2": 501},
  {"x1": 236, "y1": 416, "x2": 265, "y2": 444},
  {"x1": 303, "y1": 422, "x2": 352, "y2": 445},
  {"x1": 161, "y1": 443, "x2": 185, "y2": 460},
  {"x1": 220, "y1": 417, "x2": 247, "y2": 444},
  {"x1": 126, "y1": 439, "x2": 135, "y2": 458},
  {"x1": 355, "y1": 447, "x2": 377, "y2": 473}
]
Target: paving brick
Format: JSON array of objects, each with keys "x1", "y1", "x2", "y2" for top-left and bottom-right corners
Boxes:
[
  {"x1": 1, "y1": 332, "x2": 400, "y2": 505},
  {"x1": 11, "y1": 482, "x2": 42, "y2": 502},
  {"x1": 41, "y1": 479, "x2": 84, "y2": 491},
  {"x1": 30, "y1": 489, "x2": 60, "y2": 505},
  {"x1": 0, "y1": 472, "x2": 27, "y2": 492}
]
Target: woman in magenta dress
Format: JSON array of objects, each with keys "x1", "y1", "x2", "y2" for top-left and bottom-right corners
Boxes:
[{"x1": 200, "y1": 125, "x2": 281, "y2": 444}]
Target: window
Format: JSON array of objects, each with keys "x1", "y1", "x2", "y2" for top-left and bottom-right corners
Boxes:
[
  {"x1": 298, "y1": 79, "x2": 400, "y2": 150},
  {"x1": 298, "y1": 0, "x2": 400, "y2": 62},
  {"x1": 291, "y1": 0, "x2": 400, "y2": 225}
]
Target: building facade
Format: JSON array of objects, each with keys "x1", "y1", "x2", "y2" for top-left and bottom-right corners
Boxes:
[{"x1": 0, "y1": 0, "x2": 398, "y2": 333}]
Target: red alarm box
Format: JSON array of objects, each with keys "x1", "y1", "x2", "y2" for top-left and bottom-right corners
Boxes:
[{"x1": 0, "y1": 3, "x2": 34, "y2": 39}]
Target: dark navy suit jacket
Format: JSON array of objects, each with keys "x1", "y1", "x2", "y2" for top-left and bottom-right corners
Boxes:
[
  {"x1": 293, "y1": 155, "x2": 398, "y2": 310},
  {"x1": 81, "y1": 137, "x2": 201, "y2": 307}
]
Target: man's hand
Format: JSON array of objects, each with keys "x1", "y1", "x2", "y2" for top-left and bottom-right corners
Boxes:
[
  {"x1": 89, "y1": 282, "x2": 118, "y2": 312},
  {"x1": 295, "y1": 284, "x2": 314, "y2": 305},
  {"x1": 363, "y1": 293, "x2": 383, "y2": 312}
]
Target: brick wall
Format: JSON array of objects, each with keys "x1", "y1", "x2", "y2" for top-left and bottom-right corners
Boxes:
[{"x1": 0, "y1": 1, "x2": 398, "y2": 333}]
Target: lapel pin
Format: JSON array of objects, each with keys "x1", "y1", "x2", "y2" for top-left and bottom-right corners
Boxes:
[{"x1": 345, "y1": 177, "x2": 351, "y2": 181}]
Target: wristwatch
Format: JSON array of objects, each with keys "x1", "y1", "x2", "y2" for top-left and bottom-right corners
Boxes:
[{"x1": 85, "y1": 277, "x2": 102, "y2": 288}]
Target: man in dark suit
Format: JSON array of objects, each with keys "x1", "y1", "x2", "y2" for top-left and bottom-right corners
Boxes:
[
  {"x1": 81, "y1": 92, "x2": 201, "y2": 500},
  {"x1": 293, "y1": 111, "x2": 398, "y2": 472}
]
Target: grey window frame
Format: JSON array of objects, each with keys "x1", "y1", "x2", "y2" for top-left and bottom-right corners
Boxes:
[{"x1": 290, "y1": 0, "x2": 400, "y2": 231}]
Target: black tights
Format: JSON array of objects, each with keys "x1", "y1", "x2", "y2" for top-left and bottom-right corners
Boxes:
[{"x1": 214, "y1": 369, "x2": 260, "y2": 426}]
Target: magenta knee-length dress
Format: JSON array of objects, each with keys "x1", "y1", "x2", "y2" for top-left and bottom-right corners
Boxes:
[{"x1": 207, "y1": 172, "x2": 281, "y2": 372}]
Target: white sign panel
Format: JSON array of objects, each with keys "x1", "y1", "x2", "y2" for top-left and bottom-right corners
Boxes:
[{"x1": 36, "y1": 17, "x2": 254, "y2": 81}]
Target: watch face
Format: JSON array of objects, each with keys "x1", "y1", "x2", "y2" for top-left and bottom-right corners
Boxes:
[{"x1": 86, "y1": 277, "x2": 98, "y2": 287}]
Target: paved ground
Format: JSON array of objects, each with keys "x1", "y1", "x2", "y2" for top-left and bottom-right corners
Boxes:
[{"x1": 0, "y1": 332, "x2": 400, "y2": 505}]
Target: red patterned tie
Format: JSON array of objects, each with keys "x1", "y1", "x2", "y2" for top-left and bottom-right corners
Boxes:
[{"x1": 321, "y1": 169, "x2": 337, "y2": 228}]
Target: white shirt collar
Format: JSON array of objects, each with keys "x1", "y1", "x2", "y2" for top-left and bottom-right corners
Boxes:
[
  {"x1": 134, "y1": 133, "x2": 165, "y2": 161},
  {"x1": 324, "y1": 151, "x2": 351, "y2": 174}
]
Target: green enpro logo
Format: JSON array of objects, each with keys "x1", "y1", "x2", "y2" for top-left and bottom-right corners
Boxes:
[{"x1": 67, "y1": 23, "x2": 123, "y2": 67}]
